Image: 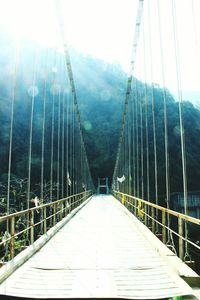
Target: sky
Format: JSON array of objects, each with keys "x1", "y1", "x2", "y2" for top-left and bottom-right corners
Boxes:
[{"x1": 0, "y1": 0, "x2": 200, "y2": 103}]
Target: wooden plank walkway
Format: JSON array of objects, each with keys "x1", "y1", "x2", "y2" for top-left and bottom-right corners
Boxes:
[{"x1": 0, "y1": 195, "x2": 197, "y2": 299}]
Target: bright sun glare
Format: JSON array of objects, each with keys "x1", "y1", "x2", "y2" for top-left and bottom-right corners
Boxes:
[{"x1": 0, "y1": 0, "x2": 200, "y2": 99}]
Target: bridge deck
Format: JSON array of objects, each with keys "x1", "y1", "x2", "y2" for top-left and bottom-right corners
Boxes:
[{"x1": 0, "y1": 195, "x2": 197, "y2": 299}]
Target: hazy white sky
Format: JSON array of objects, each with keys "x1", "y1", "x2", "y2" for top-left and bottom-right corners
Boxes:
[{"x1": 0, "y1": 0, "x2": 200, "y2": 99}]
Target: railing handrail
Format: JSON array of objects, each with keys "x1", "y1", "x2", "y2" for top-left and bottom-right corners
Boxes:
[
  {"x1": 0, "y1": 190, "x2": 92, "y2": 222},
  {"x1": 113, "y1": 191, "x2": 200, "y2": 226},
  {"x1": 0, "y1": 190, "x2": 93, "y2": 260}
]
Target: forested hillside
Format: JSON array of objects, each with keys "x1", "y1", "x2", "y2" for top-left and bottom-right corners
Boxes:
[
  {"x1": 70, "y1": 50, "x2": 126, "y2": 182},
  {"x1": 0, "y1": 35, "x2": 200, "y2": 211}
]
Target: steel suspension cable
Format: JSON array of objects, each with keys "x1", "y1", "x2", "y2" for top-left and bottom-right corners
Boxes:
[
  {"x1": 75, "y1": 125, "x2": 79, "y2": 193},
  {"x1": 131, "y1": 92, "x2": 136, "y2": 197},
  {"x1": 72, "y1": 99, "x2": 75, "y2": 195},
  {"x1": 157, "y1": 1, "x2": 176, "y2": 251},
  {"x1": 57, "y1": 87, "x2": 61, "y2": 200},
  {"x1": 74, "y1": 113, "x2": 77, "y2": 194},
  {"x1": 50, "y1": 92, "x2": 55, "y2": 202},
  {"x1": 123, "y1": 132, "x2": 126, "y2": 194},
  {"x1": 135, "y1": 80, "x2": 140, "y2": 198},
  {"x1": 171, "y1": 0, "x2": 189, "y2": 259},
  {"x1": 147, "y1": 0, "x2": 158, "y2": 208},
  {"x1": 65, "y1": 95, "x2": 69, "y2": 197},
  {"x1": 27, "y1": 48, "x2": 39, "y2": 210},
  {"x1": 76, "y1": 122, "x2": 79, "y2": 194},
  {"x1": 157, "y1": 2, "x2": 169, "y2": 201},
  {"x1": 69, "y1": 93, "x2": 72, "y2": 196},
  {"x1": 142, "y1": 24, "x2": 150, "y2": 202},
  {"x1": 40, "y1": 48, "x2": 49, "y2": 203},
  {"x1": 71, "y1": 96, "x2": 74, "y2": 195},
  {"x1": 61, "y1": 90, "x2": 65, "y2": 199},
  {"x1": 7, "y1": 39, "x2": 20, "y2": 220},
  {"x1": 128, "y1": 104, "x2": 132, "y2": 195},
  {"x1": 50, "y1": 52, "x2": 57, "y2": 202},
  {"x1": 139, "y1": 86, "x2": 144, "y2": 200},
  {"x1": 147, "y1": 0, "x2": 159, "y2": 232}
]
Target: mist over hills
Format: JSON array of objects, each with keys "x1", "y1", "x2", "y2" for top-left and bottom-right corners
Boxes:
[{"x1": 172, "y1": 90, "x2": 200, "y2": 110}]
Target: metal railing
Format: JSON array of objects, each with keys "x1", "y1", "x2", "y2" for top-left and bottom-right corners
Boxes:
[
  {"x1": 113, "y1": 191, "x2": 200, "y2": 263},
  {"x1": 0, "y1": 191, "x2": 92, "y2": 261}
]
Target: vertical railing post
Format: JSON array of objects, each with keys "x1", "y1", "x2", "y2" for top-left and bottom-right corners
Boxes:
[
  {"x1": 162, "y1": 211, "x2": 166, "y2": 244},
  {"x1": 81, "y1": 194, "x2": 83, "y2": 205},
  {"x1": 69, "y1": 197, "x2": 71, "y2": 212},
  {"x1": 144, "y1": 204, "x2": 148, "y2": 226},
  {"x1": 155, "y1": 208, "x2": 159, "y2": 233},
  {"x1": 134, "y1": 198, "x2": 137, "y2": 216},
  {"x1": 151, "y1": 207, "x2": 155, "y2": 233},
  {"x1": 178, "y1": 217, "x2": 184, "y2": 260},
  {"x1": 130, "y1": 197, "x2": 132, "y2": 212},
  {"x1": 71, "y1": 196, "x2": 74, "y2": 210},
  {"x1": 60, "y1": 202, "x2": 63, "y2": 220},
  {"x1": 53, "y1": 204, "x2": 56, "y2": 226},
  {"x1": 10, "y1": 217, "x2": 15, "y2": 259},
  {"x1": 43, "y1": 207, "x2": 47, "y2": 233},
  {"x1": 130, "y1": 197, "x2": 132, "y2": 214},
  {"x1": 65, "y1": 199, "x2": 68, "y2": 216},
  {"x1": 30, "y1": 210, "x2": 34, "y2": 244},
  {"x1": 122, "y1": 194, "x2": 125, "y2": 206}
]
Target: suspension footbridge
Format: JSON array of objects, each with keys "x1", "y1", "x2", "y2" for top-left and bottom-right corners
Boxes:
[
  {"x1": 0, "y1": 195, "x2": 199, "y2": 299},
  {"x1": 0, "y1": 0, "x2": 200, "y2": 299}
]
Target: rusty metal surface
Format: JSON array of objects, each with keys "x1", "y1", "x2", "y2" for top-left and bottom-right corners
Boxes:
[{"x1": 0, "y1": 195, "x2": 196, "y2": 299}]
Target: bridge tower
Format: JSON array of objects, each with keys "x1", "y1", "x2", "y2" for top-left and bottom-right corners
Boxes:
[{"x1": 97, "y1": 177, "x2": 109, "y2": 194}]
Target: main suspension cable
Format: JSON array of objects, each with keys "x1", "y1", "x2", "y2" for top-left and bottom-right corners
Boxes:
[
  {"x1": 56, "y1": 0, "x2": 94, "y2": 193},
  {"x1": 112, "y1": 0, "x2": 144, "y2": 186}
]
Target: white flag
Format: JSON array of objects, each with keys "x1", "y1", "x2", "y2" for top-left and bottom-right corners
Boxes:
[
  {"x1": 67, "y1": 171, "x2": 72, "y2": 186},
  {"x1": 117, "y1": 175, "x2": 125, "y2": 183},
  {"x1": 31, "y1": 196, "x2": 40, "y2": 207}
]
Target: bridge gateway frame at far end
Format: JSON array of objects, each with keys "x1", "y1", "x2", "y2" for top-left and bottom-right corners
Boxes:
[
  {"x1": 97, "y1": 177, "x2": 109, "y2": 194},
  {"x1": 0, "y1": 194, "x2": 199, "y2": 299}
]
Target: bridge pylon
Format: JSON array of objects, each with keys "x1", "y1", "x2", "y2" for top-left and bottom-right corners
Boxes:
[{"x1": 97, "y1": 177, "x2": 109, "y2": 194}]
